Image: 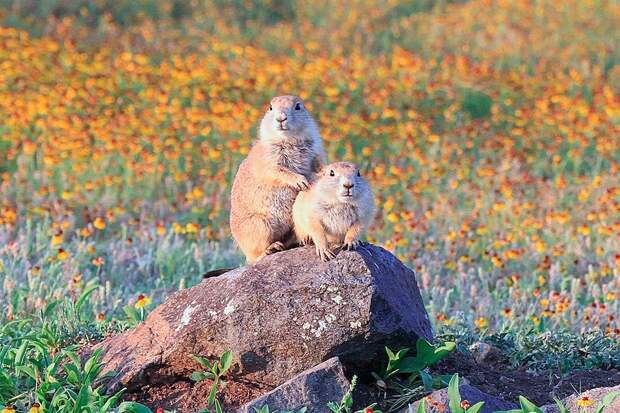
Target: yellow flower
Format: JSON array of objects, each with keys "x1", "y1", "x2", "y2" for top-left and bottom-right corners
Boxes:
[
  {"x1": 57, "y1": 248, "x2": 69, "y2": 261},
  {"x1": 135, "y1": 294, "x2": 152, "y2": 309},
  {"x1": 2, "y1": 406, "x2": 16, "y2": 413},
  {"x1": 51, "y1": 231, "x2": 63, "y2": 246},
  {"x1": 29, "y1": 402, "x2": 43, "y2": 413},
  {"x1": 93, "y1": 217, "x2": 106, "y2": 230},
  {"x1": 474, "y1": 317, "x2": 488, "y2": 329},
  {"x1": 576, "y1": 395, "x2": 594, "y2": 407}
]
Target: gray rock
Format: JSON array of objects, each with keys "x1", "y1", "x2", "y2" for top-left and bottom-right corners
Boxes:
[
  {"x1": 94, "y1": 244, "x2": 433, "y2": 405},
  {"x1": 469, "y1": 342, "x2": 504, "y2": 364},
  {"x1": 409, "y1": 384, "x2": 517, "y2": 413},
  {"x1": 542, "y1": 384, "x2": 620, "y2": 413},
  {"x1": 239, "y1": 357, "x2": 349, "y2": 413}
]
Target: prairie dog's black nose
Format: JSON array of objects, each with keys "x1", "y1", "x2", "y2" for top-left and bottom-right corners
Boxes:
[{"x1": 343, "y1": 182, "x2": 354, "y2": 189}]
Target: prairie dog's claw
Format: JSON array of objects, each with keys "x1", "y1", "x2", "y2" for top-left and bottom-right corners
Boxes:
[
  {"x1": 344, "y1": 239, "x2": 360, "y2": 251},
  {"x1": 293, "y1": 175, "x2": 310, "y2": 191},
  {"x1": 316, "y1": 245, "x2": 336, "y2": 261}
]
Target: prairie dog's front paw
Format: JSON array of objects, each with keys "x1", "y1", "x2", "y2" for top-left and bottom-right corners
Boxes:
[
  {"x1": 343, "y1": 239, "x2": 361, "y2": 251},
  {"x1": 299, "y1": 235, "x2": 313, "y2": 246},
  {"x1": 316, "y1": 244, "x2": 336, "y2": 261},
  {"x1": 291, "y1": 174, "x2": 309, "y2": 191}
]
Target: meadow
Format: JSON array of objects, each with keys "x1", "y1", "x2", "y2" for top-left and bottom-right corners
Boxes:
[{"x1": 0, "y1": 0, "x2": 619, "y2": 411}]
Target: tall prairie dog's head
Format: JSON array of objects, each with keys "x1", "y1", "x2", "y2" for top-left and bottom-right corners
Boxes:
[
  {"x1": 314, "y1": 162, "x2": 374, "y2": 205},
  {"x1": 259, "y1": 95, "x2": 320, "y2": 143}
]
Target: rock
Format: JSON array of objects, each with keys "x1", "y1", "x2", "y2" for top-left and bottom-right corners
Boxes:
[
  {"x1": 239, "y1": 357, "x2": 349, "y2": 413},
  {"x1": 95, "y1": 244, "x2": 433, "y2": 408},
  {"x1": 541, "y1": 383, "x2": 620, "y2": 413},
  {"x1": 469, "y1": 342, "x2": 505, "y2": 365},
  {"x1": 409, "y1": 384, "x2": 517, "y2": 413}
]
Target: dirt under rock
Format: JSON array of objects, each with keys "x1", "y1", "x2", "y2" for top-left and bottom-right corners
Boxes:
[
  {"x1": 122, "y1": 351, "x2": 620, "y2": 411},
  {"x1": 429, "y1": 352, "x2": 620, "y2": 406},
  {"x1": 124, "y1": 378, "x2": 270, "y2": 412}
]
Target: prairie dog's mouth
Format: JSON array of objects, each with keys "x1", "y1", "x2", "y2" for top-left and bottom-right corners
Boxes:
[{"x1": 339, "y1": 191, "x2": 354, "y2": 198}]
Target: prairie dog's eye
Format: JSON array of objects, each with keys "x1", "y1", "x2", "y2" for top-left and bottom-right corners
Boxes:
[
  {"x1": 294, "y1": 103, "x2": 301, "y2": 111},
  {"x1": 329, "y1": 170, "x2": 335, "y2": 177},
  {"x1": 357, "y1": 170, "x2": 361, "y2": 177},
  {"x1": 269, "y1": 105, "x2": 273, "y2": 111}
]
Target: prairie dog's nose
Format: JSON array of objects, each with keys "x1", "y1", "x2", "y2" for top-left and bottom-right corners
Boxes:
[
  {"x1": 275, "y1": 112, "x2": 288, "y2": 122},
  {"x1": 343, "y1": 182, "x2": 354, "y2": 189}
]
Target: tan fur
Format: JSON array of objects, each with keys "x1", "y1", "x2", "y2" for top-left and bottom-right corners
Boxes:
[
  {"x1": 230, "y1": 95, "x2": 326, "y2": 263},
  {"x1": 293, "y1": 162, "x2": 375, "y2": 261}
]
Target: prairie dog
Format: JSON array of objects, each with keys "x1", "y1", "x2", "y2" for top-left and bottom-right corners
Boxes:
[
  {"x1": 293, "y1": 162, "x2": 375, "y2": 261},
  {"x1": 230, "y1": 95, "x2": 327, "y2": 263}
]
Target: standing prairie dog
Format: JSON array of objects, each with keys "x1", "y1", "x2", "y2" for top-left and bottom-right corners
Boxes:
[
  {"x1": 230, "y1": 95, "x2": 327, "y2": 263},
  {"x1": 293, "y1": 162, "x2": 375, "y2": 261}
]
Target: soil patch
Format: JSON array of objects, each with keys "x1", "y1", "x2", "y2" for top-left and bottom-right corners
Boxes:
[{"x1": 430, "y1": 352, "x2": 620, "y2": 406}]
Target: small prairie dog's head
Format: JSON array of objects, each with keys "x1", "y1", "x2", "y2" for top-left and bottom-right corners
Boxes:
[
  {"x1": 315, "y1": 162, "x2": 372, "y2": 204},
  {"x1": 259, "y1": 95, "x2": 319, "y2": 142}
]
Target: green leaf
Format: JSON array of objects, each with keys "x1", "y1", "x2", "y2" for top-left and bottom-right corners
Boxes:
[
  {"x1": 518, "y1": 396, "x2": 543, "y2": 413},
  {"x1": 214, "y1": 400, "x2": 223, "y2": 413},
  {"x1": 447, "y1": 374, "x2": 462, "y2": 413},
  {"x1": 420, "y1": 370, "x2": 433, "y2": 391},
  {"x1": 595, "y1": 391, "x2": 620, "y2": 413},
  {"x1": 191, "y1": 371, "x2": 213, "y2": 382},
  {"x1": 76, "y1": 284, "x2": 99, "y2": 317},
  {"x1": 467, "y1": 401, "x2": 485, "y2": 413},
  {"x1": 219, "y1": 350, "x2": 233, "y2": 373},
  {"x1": 117, "y1": 401, "x2": 154, "y2": 413},
  {"x1": 191, "y1": 355, "x2": 213, "y2": 370},
  {"x1": 415, "y1": 399, "x2": 425, "y2": 413},
  {"x1": 553, "y1": 397, "x2": 569, "y2": 413},
  {"x1": 208, "y1": 378, "x2": 219, "y2": 405}
]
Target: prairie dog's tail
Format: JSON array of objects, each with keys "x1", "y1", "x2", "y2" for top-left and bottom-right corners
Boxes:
[{"x1": 202, "y1": 268, "x2": 235, "y2": 279}]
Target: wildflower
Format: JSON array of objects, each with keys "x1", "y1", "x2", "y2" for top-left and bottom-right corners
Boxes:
[
  {"x1": 364, "y1": 407, "x2": 373, "y2": 413},
  {"x1": 31, "y1": 266, "x2": 41, "y2": 276},
  {"x1": 29, "y1": 402, "x2": 43, "y2": 413},
  {"x1": 460, "y1": 400, "x2": 471, "y2": 410},
  {"x1": 576, "y1": 395, "x2": 594, "y2": 407},
  {"x1": 92, "y1": 256, "x2": 104, "y2": 266},
  {"x1": 57, "y1": 248, "x2": 69, "y2": 261},
  {"x1": 2, "y1": 406, "x2": 16, "y2": 413},
  {"x1": 51, "y1": 230, "x2": 63, "y2": 246},
  {"x1": 501, "y1": 308, "x2": 513, "y2": 318},
  {"x1": 156, "y1": 223, "x2": 166, "y2": 236},
  {"x1": 96, "y1": 312, "x2": 105, "y2": 322},
  {"x1": 135, "y1": 294, "x2": 152, "y2": 309},
  {"x1": 93, "y1": 217, "x2": 106, "y2": 230},
  {"x1": 474, "y1": 317, "x2": 488, "y2": 329}
]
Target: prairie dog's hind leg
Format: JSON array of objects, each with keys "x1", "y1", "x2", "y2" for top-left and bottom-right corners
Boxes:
[{"x1": 232, "y1": 214, "x2": 278, "y2": 263}]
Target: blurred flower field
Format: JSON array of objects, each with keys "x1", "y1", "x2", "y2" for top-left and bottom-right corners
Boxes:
[{"x1": 0, "y1": 0, "x2": 619, "y2": 370}]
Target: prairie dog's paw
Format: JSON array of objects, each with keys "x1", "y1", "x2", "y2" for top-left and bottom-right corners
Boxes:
[
  {"x1": 299, "y1": 236, "x2": 313, "y2": 246},
  {"x1": 344, "y1": 239, "x2": 361, "y2": 251},
  {"x1": 291, "y1": 174, "x2": 310, "y2": 191},
  {"x1": 265, "y1": 241, "x2": 286, "y2": 255},
  {"x1": 316, "y1": 244, "x2": 336, "y2": 261}
]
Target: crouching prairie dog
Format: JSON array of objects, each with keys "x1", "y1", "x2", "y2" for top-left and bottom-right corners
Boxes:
[
  {"x1": 230, "y1": 95, "x2": 327, "y2": 263},
  {"x1": 293, "y1": 161, "x2": 375, "y2": 261}
]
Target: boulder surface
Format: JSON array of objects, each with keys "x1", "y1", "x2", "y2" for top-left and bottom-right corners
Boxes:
[
  {"x1": 239, "y1": 357, "x2": 350, "y2": 413},
  {"x1": 542, "y1": 384, "x2": 620, "y2": 413},
  {"x1": 409, "y1": 384, "x2": 517, "y2": 413},
  {"x1": 95, "y1": 244, "x2": 433, "y2": 408}
]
